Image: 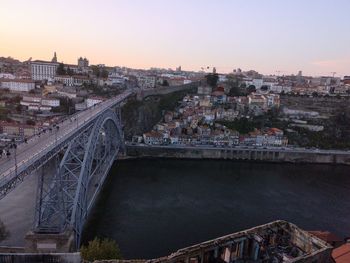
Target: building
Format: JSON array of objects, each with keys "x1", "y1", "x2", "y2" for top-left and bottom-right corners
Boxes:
[
  {"x1": 41, "y1": 98, "x2": 60, "y2": 107},
  {"x1": 57, "y1": 87, "x2": 77, "y2": 99},
  {"x1": 248, "y1": 93, "x2": 267, "y2": 109},
  {"x1": 30, "y1": 60, "x2": 59, "y2": 81},
  {"x1": 78, "y1": 57, "x2": 89, "y2": 69},
  {"x1": 308, "y1": 231, "x2": 343, "y2": 248},
  {"x1": 150, "y1": 220, "x2": 332, "y2": 263},
  {"x1": 20, "y1": 95, "x2": 60, "y2": 111},
  {"x1": 143, "y1": 131, "x2": 164, "y2": 145},
  {"x1": 137, "y1": 75, "x2": 156, "y2": 89},
  {"x1": 0, "y1": 122, "x2": 39, "y2": 138},
  {"x1": 0, "y1": 78, "x2": 35, "y2": 92},
  {"x1": 55, "y1": 75, "x2": 90, "y2": 87},
  {"x1": 86, "y1": 97, "x2": 103, "y2": 108},
  {"x1": 332, "y1": 242, "x2": 350, "y2": 263},
  {"x1": 51, "y1": 52, "x2": 57, "y2": 63},
  {"x1": 197, "y1": 85, "x2": 212, "y2": 95},
  {"x1": 0, "y1": 73, "x2": 15, "y2": 79},
  {"x1": 55, "y1": 75, "x2": 74, "y2": 86}
]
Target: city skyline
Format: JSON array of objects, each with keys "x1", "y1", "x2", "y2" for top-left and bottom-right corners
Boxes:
[{"x1": 1, "y1": 0, "x2": 350, "y2": 76}]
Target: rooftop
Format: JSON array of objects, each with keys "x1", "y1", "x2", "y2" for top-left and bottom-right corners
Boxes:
[
  {"x1": 332, "y1": 243, "x2": 350, "y2": 263},
  {"x1": 150, "y1": 220, "x2": 332, "y2": 263}
]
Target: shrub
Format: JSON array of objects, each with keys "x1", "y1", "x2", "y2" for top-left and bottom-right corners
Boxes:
[{"x1": 80, "y1": 237, "x2": 122, "y2": 262}]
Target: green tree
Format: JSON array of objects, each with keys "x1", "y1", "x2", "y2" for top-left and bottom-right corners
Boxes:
[
  {"x1": 26, "y1": 119, "x2": 36, "y2": 126},
  {"x1": 228, "y1": 85, "x2": 241, "y2": 96},
  {"x1": 205, "y1": 73, "x2": 219, "y2": 87},
  {"x1": 260, "y1": 85, "x2": 269, "y2": 92},
  {"x1": 247, "y1": 85, "x2": 256, "y2": 93},
  {"x1": 0, "y1": 219, "x2": 9, "y2": 242},
  {"x1": 91, "y1": 65, "x2": 100, "y2": 77},
  {"x1": 80, "y1": 237, "x2": 122, "y2": 261},
  {"x1": 101, "y1": 69, "x2": 109, "y2": 78},
  {"x1": 66, "y1": 67, "x2": 73, "y2": 76},
  {"x1": 162, "y1": 79, "x2": 169, "y2": 86},
  {"x1": 56, "y1": 63, "x2": 66, "y2": 75},
  {"x1": 16, "y1": 105, "x2": 22, "y2": 112}
]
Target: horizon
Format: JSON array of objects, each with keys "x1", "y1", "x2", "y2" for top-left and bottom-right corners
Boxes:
[{"x1": 1, "y1": 0, "x2": 350, "y2": 76}]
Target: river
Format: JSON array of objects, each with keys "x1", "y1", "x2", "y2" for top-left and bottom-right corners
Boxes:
[{"x1": 82, "y1": 159, "x2": 350, "y2": 259}]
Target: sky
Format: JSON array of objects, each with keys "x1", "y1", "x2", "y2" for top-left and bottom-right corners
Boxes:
[{"x1": 1, "y1": 0, "x2": 350, "y2": 76}]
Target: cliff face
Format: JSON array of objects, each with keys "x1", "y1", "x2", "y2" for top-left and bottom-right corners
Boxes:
[
  {"x1": 122, "y1": 87, "x2": 196, "y2": 140},
  {"x1": 122, "y1": 96, "x2": 161, "y2": 140}
]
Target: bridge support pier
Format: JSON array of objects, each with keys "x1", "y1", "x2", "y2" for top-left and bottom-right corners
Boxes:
[{"x1": 25, "y1": 229, "x2": 75, "y2": 253}]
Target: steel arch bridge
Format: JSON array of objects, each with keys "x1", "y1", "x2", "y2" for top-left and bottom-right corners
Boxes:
[{"x1": 33, "y1": 108, "x2": 123, "y2": 249}]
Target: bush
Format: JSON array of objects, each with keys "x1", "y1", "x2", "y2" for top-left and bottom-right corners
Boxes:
[{"x1": 80, "y1": 237, "x2": 122, "y2": 261}]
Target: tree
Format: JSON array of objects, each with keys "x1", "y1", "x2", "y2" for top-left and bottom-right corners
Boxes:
[
  {"x1": 101, "y1": 69, "x2": 109, "y2": 79},
  {"x1": 247, "y1": 85, "x2": 256, "y2": 94},
  {"x1": 205, "y1": 73, "x2": 219, "y2": 87},
  {"x1": 0, "y1": 219, "x2": 9, "y2": 242},
  {"x1": 56, "y1": 63, "x2": 66, "y2": 75},
  {"x1": 26, "y1": 119, "x2": 36, "y2": 126},
  {"x1": 162, "y1": 79, "x2": 169, "y2": 86},
  {"x1": 228, "y1": 86, "x2": 241, "y2": 96},
  {"x1": 66, "y1": 67, "x2": 73, "y2": 76},
  {"x1": 260, "y1": 85, "x2": 269, "y2": 92},
  {"x1": 80, "y1": 237, "x2": 122, "y2": 261}
]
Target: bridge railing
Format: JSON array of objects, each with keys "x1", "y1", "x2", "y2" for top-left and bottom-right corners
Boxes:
[{"x1": 0, "y1": 91, "x2": 133, "y2": 199}]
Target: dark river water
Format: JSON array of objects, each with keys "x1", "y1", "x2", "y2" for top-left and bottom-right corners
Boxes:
[{"x1": 82, "y1": 159, "x2": 350, "y2": 259}]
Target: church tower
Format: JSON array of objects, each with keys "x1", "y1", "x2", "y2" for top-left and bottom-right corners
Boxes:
[{"x1": 52, "y1": 52, "x2": 57, "y2": 63}]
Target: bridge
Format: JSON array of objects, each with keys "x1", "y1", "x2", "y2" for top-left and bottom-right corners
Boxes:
[{"x1": 0, "y1": 90, "x2": 132, "y2": 251}]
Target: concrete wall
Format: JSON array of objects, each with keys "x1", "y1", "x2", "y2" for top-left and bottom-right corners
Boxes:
[
  {"x1": 125, "y1": 145, "x2": 350, "y2": 165},
  {"x1": 0, "y1": 252, "x2": 80, "y2": 263}
]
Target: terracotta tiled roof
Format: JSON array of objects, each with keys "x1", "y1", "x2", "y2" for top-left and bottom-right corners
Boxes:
[
  {"x1": 309, "y1": 231, "x2": 343, "y2": 243},
  {"x1": 332, "y1": 243, "x2": 350, "y2": 263}
]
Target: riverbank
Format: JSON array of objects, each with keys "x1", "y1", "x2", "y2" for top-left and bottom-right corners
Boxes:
[{"x1": 124, "y1": 144, "x2": 350, "y2": 165}]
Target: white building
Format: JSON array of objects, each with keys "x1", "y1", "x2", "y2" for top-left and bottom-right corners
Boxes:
[
  {"x1": 21, "y1": 95, "x2": 60, "y2": 111},
  {"x1": 30, "y1": 60, "x2": 59, "y2": 81},
  {"x1": 55, "y1": 75, "x2": 74, "y2": 86},
  {"x1": 0, "y1": 79, "x2": 35, "y2": 92},
  {"x1": 137, "y1": 75, "x2": 156, "y2": 89},
  {"x1": 0, "y1": 73, "x2": 15, "y2": 79},
  {"x1": 270, "y1": 85, "x2": 292, "y2": 94},
  {"x1": 57, "y1": 87, "x2": 77, "y2": 98},
  {"x1": 41, "y1": 98, "x2": 60, "y2": 107},
  {"x1": 86, "y1": 97, "x2": 103, "y2": 108}
]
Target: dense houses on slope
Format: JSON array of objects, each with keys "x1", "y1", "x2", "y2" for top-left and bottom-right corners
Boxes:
[{"x1": 139, "y1": 85, "x2": 287, "y2": 148}]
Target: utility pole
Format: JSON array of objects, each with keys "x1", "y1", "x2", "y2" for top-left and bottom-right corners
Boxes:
[{"x1": 330, "y1": 72, "x2": 337, "y2": 78}]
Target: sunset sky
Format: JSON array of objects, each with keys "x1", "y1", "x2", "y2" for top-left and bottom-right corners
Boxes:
[{"x1": 1, "y1": 0, "x2": 349, "y2": 76}]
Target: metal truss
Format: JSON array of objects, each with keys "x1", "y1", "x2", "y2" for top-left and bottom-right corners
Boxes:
[
  {"x1": 0, "y1": 121, "x2": 95, "y2": 200},
  {"x1": 0, "y1": 91, "x2": 132, "y2": 200},
  {"x1": 33, "y1": 109, "x2": 123, "y2": 248}
]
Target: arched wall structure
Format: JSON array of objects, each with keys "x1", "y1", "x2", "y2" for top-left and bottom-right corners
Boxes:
[{"x1": 33, "y1": 109, "x2": 123, "y2": 248}]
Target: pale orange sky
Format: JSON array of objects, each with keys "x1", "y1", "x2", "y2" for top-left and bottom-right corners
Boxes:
[{"x1": 1, "y1": 0, "x2": 350, "y2": 76}]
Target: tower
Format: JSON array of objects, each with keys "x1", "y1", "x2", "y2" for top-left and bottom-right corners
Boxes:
[{"x1": 52, "y1": 52, "x2": 57, "y2": 63}]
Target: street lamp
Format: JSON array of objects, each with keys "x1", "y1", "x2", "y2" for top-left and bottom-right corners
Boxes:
[
  {"x1": 11, "y1": 138, "x2": 17, "y2": 177},
  {"x1": 53, "y1": 124, "x2": 60, "y2": 145}
]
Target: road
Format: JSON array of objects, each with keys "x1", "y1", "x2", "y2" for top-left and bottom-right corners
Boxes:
[{"x1": 0, "y1": 91, "x2": 132, "y2": 186}]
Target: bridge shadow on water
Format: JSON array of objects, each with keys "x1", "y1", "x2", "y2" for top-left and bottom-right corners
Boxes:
[{"x1": 82, "y1": 159, "x2": 350, "y2": 259}]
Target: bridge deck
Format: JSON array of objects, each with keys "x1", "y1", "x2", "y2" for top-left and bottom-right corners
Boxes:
[{"x1": 0, "y1": 91, "x2": 132, "y2": 194}]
